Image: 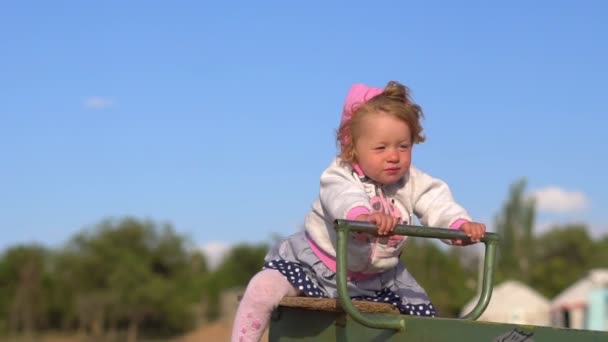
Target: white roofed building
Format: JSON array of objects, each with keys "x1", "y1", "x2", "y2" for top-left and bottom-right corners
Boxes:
[
  {"x1": 461, "y1": 280, "x2": 551, "y2": 326},
  {"x1": 551, "y1": 269, "x2": 608, "y2": 331}
]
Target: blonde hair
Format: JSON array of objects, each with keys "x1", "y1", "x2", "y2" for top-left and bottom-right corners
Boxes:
[{"x1": 337, "y1": 81, "x2": 425, "y2": 162}]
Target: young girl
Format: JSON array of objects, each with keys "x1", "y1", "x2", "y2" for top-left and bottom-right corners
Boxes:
[{"x1": 231, "y1": 81, "x2": 486, "y2": 342}]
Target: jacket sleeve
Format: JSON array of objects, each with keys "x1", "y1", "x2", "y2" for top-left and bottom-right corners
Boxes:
[
  {"x1": 319, "y1": 159, "x2": 372, "y2": 222},
  {"x1": 410, "y1": 167, "x2": 471, "y2": 228}
]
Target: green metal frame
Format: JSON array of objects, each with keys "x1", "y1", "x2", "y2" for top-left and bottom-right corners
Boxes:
[
  {"x1": 270, "y1": 307, "x2": 608, "y2": 341},
  {"x1": 271, "y1": 220, "x2": 608, "y2": 340},
  {"x1": 334, "y1": 219, "x2": 500, "y2": 331}
]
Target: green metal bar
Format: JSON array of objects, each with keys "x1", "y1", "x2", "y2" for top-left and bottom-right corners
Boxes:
[
  {"x1": 461, "y1": 241, "x2": 497, "y2": 320},
  {"x1": 334, "y1": 219, "x2": 499, "y2": 330},
  {"x1": 336, "y1": 227, "x2": 406, "y2": 331}
]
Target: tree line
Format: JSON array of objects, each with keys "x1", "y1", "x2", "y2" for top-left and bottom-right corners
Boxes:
[
  {"x1": 0, "y1": 218, "x2": 211, "y2": 341},
  {"x1": 1, "y1": 179, "x2": 607, "y2": 340}
]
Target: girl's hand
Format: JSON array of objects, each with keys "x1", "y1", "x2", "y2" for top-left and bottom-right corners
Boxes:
[
  {"x1": 355, "y1": 212, "x2": 399, "y2": 236},
  {"x1": 456, "y1": 222, "x2": 486, "y2": 245}
]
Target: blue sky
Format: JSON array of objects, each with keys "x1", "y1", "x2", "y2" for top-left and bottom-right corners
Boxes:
[{"x1": 1, "y1": 1, "x2": 607, "y2": 263}]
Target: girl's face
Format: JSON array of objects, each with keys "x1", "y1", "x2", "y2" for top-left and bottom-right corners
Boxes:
[{"x1": 354, "y1": 112, "x2": 412, "y2": 185}]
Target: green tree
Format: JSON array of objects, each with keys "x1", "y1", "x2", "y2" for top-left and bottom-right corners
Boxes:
[
  {"x1": 205, "y1": 243, "x2": 268, "y2": 320},
  {"x1": 590, "y1": 234, "x2": 608, "y2": 269},
  {"x1": 530, "y1": 224, "x2": 596, "y2": 298},
  {"x1": 0, "y1": 245, "x2": 51, "y2": 335},
  {"x1": 494, "y1": 178, "x2": 536, "y2": 282},
  {"x1": 54, "y1": 217, "x2": 207, "y2": 341}
]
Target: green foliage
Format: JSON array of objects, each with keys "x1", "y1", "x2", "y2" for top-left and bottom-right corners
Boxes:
[
  {"x1": 212, "y1": 244, "x2": 268, "y2": 289},
  {"x1": 204, "y1": 243, "x2": 268, "y2": 320},
  {"x1": 0, "y1": 217, "x2": 208, "y2": 340},
  {"x1": 590, "y1": 235, "x2": 608, "y2": 268},
  {"x1": 0, "y1": 245, "x2": 53, "y2": 334},
  {"x1": 401, "y1": 239, "x2": 476, "y2": 317},
  {"x1": 529, "y1": 224, "x2": 596, "y2": 298},
  {"x1": 492, "y1": 179, "x2": 607, "y2": 302},
  {"x1": 494, "y1": 178, "x2": 535, "y2": 283}
]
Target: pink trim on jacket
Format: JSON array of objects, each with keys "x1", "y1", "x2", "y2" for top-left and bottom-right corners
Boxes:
[
  {"x1": 450, "y1": 219, "x2": 468, "y2": 229},
  {"x1": 352, "y1": 163, "x2": 366, "y2": 177},
  {"x1": 346, "y1": 206, "x2": 371, "y2": 220}
]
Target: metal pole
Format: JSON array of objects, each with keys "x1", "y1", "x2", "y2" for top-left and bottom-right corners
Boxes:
[{"x1": 334, "y1": 219, "x2": 500, "y2": 330}]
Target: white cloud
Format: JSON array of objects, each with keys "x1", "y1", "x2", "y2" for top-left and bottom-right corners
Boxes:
[
  {"x1": 534, "y1": 219, "x2": 607, "y2": 238},
  {"x1": 589, "y1": 222, "x2": 608, "y2": 237},
  {"x1": 83, "y1": 96, "x2": 113, "y2": 109},
  {"x1": 200, "y1": 241, "x2": 231, "y2": 270},
  {"x1": 529, "y1": 186, "x2": 589, "y2": 213}
]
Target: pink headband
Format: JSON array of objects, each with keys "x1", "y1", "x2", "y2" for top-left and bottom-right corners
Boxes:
[{"x1": 340, "y1": 83, "x2": 383, "y2": 145}]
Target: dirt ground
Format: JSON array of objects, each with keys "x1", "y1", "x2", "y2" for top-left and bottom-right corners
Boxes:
[
  {"x1": 7, "y1": 322, "x2": 267, "y2": 342},
  {"x1": 176, "y1": 320, "x2": 268, "y2": 342}
]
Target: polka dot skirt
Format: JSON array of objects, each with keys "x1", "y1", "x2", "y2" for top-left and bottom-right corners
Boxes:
[
  {"x1": 264, "y1": 259, "x2": 436, "y2": 317},
  {"x1": 264, "y1": 259, "x2": 327, "y2": 297},
  {"x1": 352, "y1": 288, "x2": 436, "y2": 317}
]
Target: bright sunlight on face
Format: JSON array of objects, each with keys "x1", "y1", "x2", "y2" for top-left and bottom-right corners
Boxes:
[{"x1": 354, "y1": 113, "x2": 412, "y2": 185}]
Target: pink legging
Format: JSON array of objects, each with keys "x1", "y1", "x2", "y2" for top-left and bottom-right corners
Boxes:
[{"x1": 231, "y1": 269, "x2": 299, "y2": 342}]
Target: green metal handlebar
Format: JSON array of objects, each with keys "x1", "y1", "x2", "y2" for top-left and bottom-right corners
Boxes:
[{"x1": 334, "y1": 219, "x2": 500, "y2": 331}]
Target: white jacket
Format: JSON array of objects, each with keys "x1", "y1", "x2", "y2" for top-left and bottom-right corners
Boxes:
[{"x1": 305, "y1": 158, "x2": 471, "y2": 274}]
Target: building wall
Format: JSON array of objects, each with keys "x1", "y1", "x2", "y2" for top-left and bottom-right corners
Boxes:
[
  {"x1": 587, "y1": 289, "x2": 608, "y2": 331},
  {"x1": 570, "y1": 307, "x2": 585, "y2": 329}
]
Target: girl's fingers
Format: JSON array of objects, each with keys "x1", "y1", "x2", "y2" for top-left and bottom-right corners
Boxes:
[
  {"x1": 384, "y1": 216, "x2": 390, "y2": 234},
  {"x1": 373, "y1": 215, "x2": 384, "y2": 234},
  {"x1": 378, "y1": 215, "x2": 396, "y2": 235},
  {"x1": 381, "y1": 218, "x2": 389, "y2": 234},
  {"x1": 386, "y1": 217, "x2": 397, "y2": 234},
  {"x1": 476, "y1": 225, "x2": 485, "y2": 241},
  {"x1": 473, "y1": 225, "x2": 485, "y2": 242},
  {"x1": 369, "y1": 214, "x2": 400, "y2": 235},
  {"x1": 377, "y1": 220, "x2": 384, "y2": 234},
  {"x1": 457, "y1": 223, "x2": 487, "y2": 244}
]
